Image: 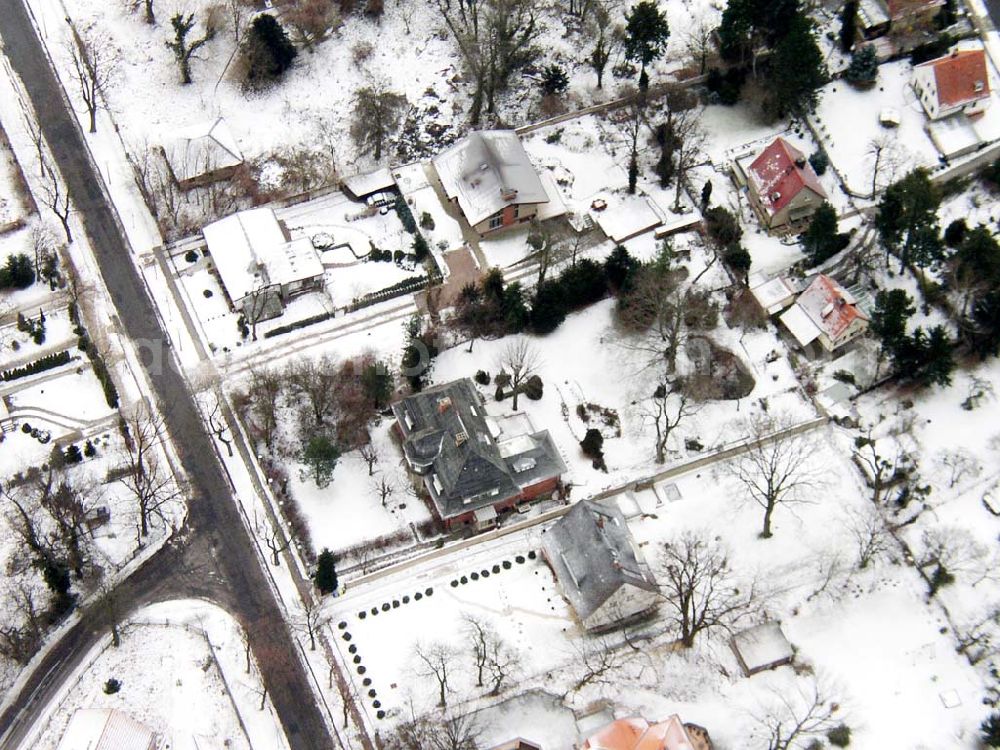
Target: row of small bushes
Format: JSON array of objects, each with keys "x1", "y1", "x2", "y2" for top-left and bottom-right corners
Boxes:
[
  {"x1": 263, "y1": 311, "x2": 335, "y2": 339},
  {"x1": 69, "y1": 302, "x2": 119, "y2": 409},
  {"x1": 1, "y1": 350, "x2": 71, "y2": 382}
]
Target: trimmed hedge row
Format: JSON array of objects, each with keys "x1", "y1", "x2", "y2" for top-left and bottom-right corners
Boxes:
[
  {"x1": 1, "y1": 350, "x2": 71, "y2": 382},
  {"x1": 263, "y1": 311, "x2": 334, "y2": 339}
]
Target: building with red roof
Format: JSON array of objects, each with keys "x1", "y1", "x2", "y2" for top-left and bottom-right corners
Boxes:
[
  {"x1": 581, "y1": 716, "x2": 713, "y2": 750},
  {"x1": 779, "y1": 275, "x2": 870, "y2": 354},
  {"x1": 912, "y1": 47, "x2": 991, "y2": 121},
  {"x1": 742, "y1": 137, "x2": 827, "y2": 232}
]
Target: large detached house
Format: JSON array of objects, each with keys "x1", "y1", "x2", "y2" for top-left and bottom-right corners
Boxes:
[
  {"x1": 581, "y1": 716, "x2": 713, "y2": 750},
  {"x1": 743, "y1": 137, "x2": 827, "y2": 232},
  {"x1": 542, "y1": 500, "x2": 660, "y2": 632},
  {"x1": 432, "y1": 131, "x2": 549, "y2": 235},
  {"x1": 779, "y1": 274, "x2": 870, "y2": 354},
  {"x1": 392, "y1": 379, "x2": 565, "y2": 530},
  {"x1": 912, "y1": 48, "x2": 992, "y2": 121}
]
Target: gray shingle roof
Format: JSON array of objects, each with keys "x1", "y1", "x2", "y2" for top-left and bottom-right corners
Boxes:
[
  {"x1": 392, "y1": 379, "x2": 565, "y2": 519},
  {"x1": 432, "y1": 131, "x2": 549, "y2": 226},
  {"x1": 542, "y1": 500, "x2": 659, "y2": 621}
]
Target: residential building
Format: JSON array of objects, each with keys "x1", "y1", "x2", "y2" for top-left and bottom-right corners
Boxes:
[
  {"x1": 581, "y1": 716, "x2": 713, "y2": 750},
  {"x1": 56, "y1": 708, "x2": 158, "y2": 750},
  {"x1": 779, "y1": 274, "x2": 870, "y2": 354},
  {"x1": 202, "y1": 207, "x2": 325, "y2": 323},
  {"x1": 541, "y1": 500, "x2": 659, "y2": 632},
  {"x1": 162, "y1": 117, "x2": 243, "y2": 191},
  {"x1": 432, "y1": 131, "x2": 549, "y2": 235},
  {"x1": 741, "y1": 137, "x2": 827, "y2": 232},
  {"x1": 730, "y1": 622, "x2": 795, "y2": 677},
  {"x1": 912, "y1": 48, "x2": 991, "y2": 121},
  {"x1": 391, "y1": 379, "x2": 565, "y2": 530},
  {"x1": 858, "y1": 0, "x2": 945, "y2": 40}
]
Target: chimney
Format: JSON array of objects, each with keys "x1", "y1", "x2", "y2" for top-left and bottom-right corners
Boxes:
[
  {"x1": 596, "y1": 516, "x2": 605, "y2": 529},
  {"x1": 794, "y1": 157, "x2": 807, "y2": 169},
  {"x1": 437, "y1": 397, "x2": 452, "y2": 413}
]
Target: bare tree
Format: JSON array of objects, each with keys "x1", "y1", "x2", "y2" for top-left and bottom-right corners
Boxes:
[
  {"x1": 935, "y1": 448, "x2": 980, "y2": 488},
  {"x1": 846, "y1": 505, "x2": 892, "y2": 570},
  {"x1": 750, "y1": 678, "x2": 843, "y2": 750},
  {"x1": 497, "y1": 338, "x2": 541, "y2": 411},
  {"x1": 414, "y1": 641, "x2": 457, "y2": 707},
  {"x1": 227, "y1": 0, "x2": 247, "y2": 45},
  {"x1": 683, "y1": 13, "x2": 714, "y2": 74},
  {"x1": 288, "y1": 355, "x2": 339, "y2": 426},
  {"x1": 29, "y1": 224, "x2": 60, "y2": 290},
  {"x1": 463, "y1": 614, "x2": 497, "y2": 687},
  {"x1": 865, "y1": 134, "x2": 906, "y2": 199},
  {"x1": 205, "y1": 389, "x2": 234, "y2": 457},
  {"x1": 660, "y1": 532, "x2": 757, "y2": 647},
  {"x1": 0, "y1": 583, "x2": 44, "y2": 664},
  {"x1": 851, "y1": 429, "x2": 896, "y2": 506},
  {"x1": 299, "y1": 596, "x2": 328, "y2": 651},
  {"x1": 485, "y1": 635, "x2": 520, "y2": 695},
  {"x1": 95, "y1": 580, "x2": 123, "y2": 648},
  {"x1": 38, "y1": 158, "x2": 73, "y2": 244},
  {"x1": 642, "y1": 378, "x2": 698, "y2": 464},
  {"x1": 566, "y1": 636, "x2": 625, "y2": 695},
  {"x1": 359, "y1": 442, "x2": 379, "y2": 476},
  {"x1": 243, "y1": 367, "x2": 283, "y2": 450},
  {"x1": 955, "y1": 605, "x2": 1000, "y2": 664},
  {"x1": 351, "y1": 81, "x2": 407, "y2": 162},
  {"x1": 435, "y1": 0, "x2": 543, "y2": 124},
  {"x1": 285, "y1": 0, "x2": 339, "y2": 48},
  {"x1": 587, "y1": 6, "x2": 615, "y2": 88},
  {"x1": 386, "y1": 709, "x2": 482, "y2": 750},
  {"x1": 125, "y1": 0, "x2": 156, "y2": 24},
  {"x1": 669, "y1": 107, "x2": 707, "y2": 212},
  {"x1": 728, "y1": 415, "x2": 821, "y2": 538},
  {"x1": 255, "y1": 510, "x2": 292, "y2": 566},
  {"x1": 372, "y1": 472, "x2": 397, "y2": 508},
  {"x1": 917, "y1": 526, "x2": 989, "y2": 583},
  {"x1": 118, "y1": 402, "x2": 184, "y2": 542},
  {"x1": 67, "y1": 29, "x2": 120, "y2": 134}
]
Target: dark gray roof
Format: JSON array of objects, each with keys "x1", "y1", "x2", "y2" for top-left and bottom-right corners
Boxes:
[
  {"x1": 542, "y1": 500, "x2": 659, "y2": 621},
  {"x1": 392, "y1": 379, "x2": 564, "y2": 519}
]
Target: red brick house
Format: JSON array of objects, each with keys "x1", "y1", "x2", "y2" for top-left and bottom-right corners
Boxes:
[{"x1": 392, "y1": 379, "x2": 565, "y2": 530}]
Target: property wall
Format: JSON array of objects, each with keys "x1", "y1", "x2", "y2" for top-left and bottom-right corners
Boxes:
[{"x1": 520, "y1": 476, "x2": 560, "y2": 502}]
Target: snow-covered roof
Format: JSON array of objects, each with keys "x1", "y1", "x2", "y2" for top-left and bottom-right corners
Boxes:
[
  {"x1": 342, "y1": 167, "x2": 397, "y2": 200},
  {"x1": 542, "y1": 500, "x2": 658, "y2": 622},
  {"x1": 750, "y1": 275, "x2": 799, "y2": 315},
  {"x1": 164, "y1": 117, "x2": 243, "y2": 184},
  {"x1": 202, "y1": 208, "x2": 322, "y2": 302},
  {"x1": 581, "y1": 716, "x2": 698, "y2": 750},
  {"x1": 747, "y1": 138, "x2": 827, "y2": 217},
  {"x1": 56, "y1": 708, "x2": 157, "y2": 750},
  {"x1": 730, "y1": 622, "x2": 794, "y2": 676},
  {"x1": 781, "y1": 275, "x2": 869, "y2": 348},
  {"x1": 432, "y1": 131, "x2": 548, "y2": 225}
]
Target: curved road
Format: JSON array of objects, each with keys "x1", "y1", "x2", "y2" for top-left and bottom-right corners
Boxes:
[{"x1": 0, "y1": 3, "x2": 335, "y2": 749}]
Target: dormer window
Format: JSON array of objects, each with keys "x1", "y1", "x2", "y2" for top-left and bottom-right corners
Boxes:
[{"x1": 975, "y1": 80, "x2": 985, "y2": 92}]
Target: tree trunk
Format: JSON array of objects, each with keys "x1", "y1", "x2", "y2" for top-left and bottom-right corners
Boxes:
[
  {"x1": 761, "y1": 500, "x2": 774, "y2": 538},
  {"x1": 144, "y1": 0, "x2": 155, "y2": 24},
  {"x1": 512, "y1": 386, "x2": 520, "y2": 411},
  {"x1": 88, "y1": 107, "x2": 97, "y2": 134}
]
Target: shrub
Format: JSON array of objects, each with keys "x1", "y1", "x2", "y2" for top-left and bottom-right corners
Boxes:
[
  {"x1": 827, "y1": 724, "x2": 851, "y2": 747},
  {"x1": 1, "y1": 351, "x2": 71, "y2": 382},
  {"x1": 808, "y1": 149, "x2": 829, "y2": 176},
  {"x1": 523, "y1": 374, "x2": 544, "y2": 400},
  {"x1": 530, "y1": 279, "x2": 567, "y2": 334},
  {"x1": 515, "y1": 555, "x2": 525, "y2": 563},
  {"x1": 184, "y1": 249, "x2": 199, "y2": 263},
  {"x1": 0, "y1": 254, "x2": 35, "y2": 290},
  {"x1": 474, "y1": 369, "x2": 490, "y2": 385},
  {"x1": 704, "y1": 206, "x2": 743, "y2": 246},
  {"x1": 64, "y1": 444, "x2": 84, "y2": 464},
  {"x1": 981, "y1": 712, "x2": 1000, "y2": 747},
  {"x1": 420, "y1": 211, "x2": 435, "y2": 230},
  {"x1": 539, "y1": 64, "x2": 569, "y2": 96},
  {"x1": 103, "y1": 678, "x2": 121, "y2": 694},
  {"x1": 242, "y1": 15, "x2": 297, "y2": 90},
  {"x1": 492, "y1": 564, "x2": 500, "y2": 573},
  {"x1": 706, "y1": 66, "x2": 745, "y2": 105},
  {"x1": 395, "y1": 197, "x2": 417, "y2": 233},
  {"x1": 944, "y1": 218, "x2": 967, "y2": 247},
  {"x1": 832, "y1": 369, "x2": 856, "y2": 384},
  {"x1": 723, "y1": 244, "x2": 752, "y2": 277},
  {"x1": 844, "y1": 44, "x2": 877, "y2": 86},
  {"x1": 580, "y1": 428, "x2": 607, "y2": 471},
  {"x1": 412, "y1": 234, "x2": 429, "y2": 261}
]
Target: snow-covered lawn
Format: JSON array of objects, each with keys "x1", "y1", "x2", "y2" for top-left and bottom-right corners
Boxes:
[
  {"x1": 290, "y1": 419, "x2": 434, "y2": 558},
  {"x1": 0, "y1": 121, "x2": 27, "y2": 229},
  {"x1": 32, "y1": 601, "x2": 288, "y2": 750}
]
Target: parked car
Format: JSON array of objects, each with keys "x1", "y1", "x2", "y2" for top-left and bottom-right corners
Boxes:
[{"x1": 983, "y1": 492, "x2": 1000, "y2": 516}]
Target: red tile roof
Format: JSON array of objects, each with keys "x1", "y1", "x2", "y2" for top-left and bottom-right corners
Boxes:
[
  {"x1": 797, "y1": 275, "x2": 868, "y2": 341},
  {"x1": 582, "y1": 717, "x2": 696, "y2": 750},
  {"x1": 920, "y1": 49, "x2": 990, "y2": 109},
  {"x1": 747, "y1": 137, "x2": 827, "y2": 217}
]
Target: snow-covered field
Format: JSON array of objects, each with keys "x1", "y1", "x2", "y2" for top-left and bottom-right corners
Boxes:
[{"x1": 32, "y1": 601, "x2": 288, "y2": 750}]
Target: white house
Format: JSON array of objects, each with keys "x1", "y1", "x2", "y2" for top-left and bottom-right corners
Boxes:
[
  {"x1": 202, "y1": 207, "x2": 324, "y2": 322},
  {"x1": 432, "y1": 131, "x2": 550, "y2": 235},
  {"x1": 912, "y1": 48, "x2": 992, "y2": 121},
  {"x1": 541, "y1": 500, "x2": 659, "y2": 632},
  {"x1": 162, "y1": 117, "x2": 243, "y2": 190},
  {"x1": 56, "y1": 708, "x2": 158, "y2": 750}
]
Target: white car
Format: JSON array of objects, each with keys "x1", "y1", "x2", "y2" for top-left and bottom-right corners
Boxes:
[{"x1": 983, "y1": 492, "x2": 1000, "y2": 517}]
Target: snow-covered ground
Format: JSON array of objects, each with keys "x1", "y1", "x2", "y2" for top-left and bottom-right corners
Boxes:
[{"x1": 30, "y1": 600, "x2": 289, "y2": 750}]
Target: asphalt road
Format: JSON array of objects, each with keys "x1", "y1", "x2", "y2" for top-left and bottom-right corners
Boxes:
[{"x1": 0, "y1": 3, "x2": 335, "y2": 748}]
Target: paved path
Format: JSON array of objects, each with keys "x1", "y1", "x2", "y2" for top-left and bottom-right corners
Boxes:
[{"x1": 0, "y1": 3, "x2": 335, "y2": 748}]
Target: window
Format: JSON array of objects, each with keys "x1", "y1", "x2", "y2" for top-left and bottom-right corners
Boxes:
[{"x1": 488, "y1": 213, "x2": 503, "y2": 229}]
